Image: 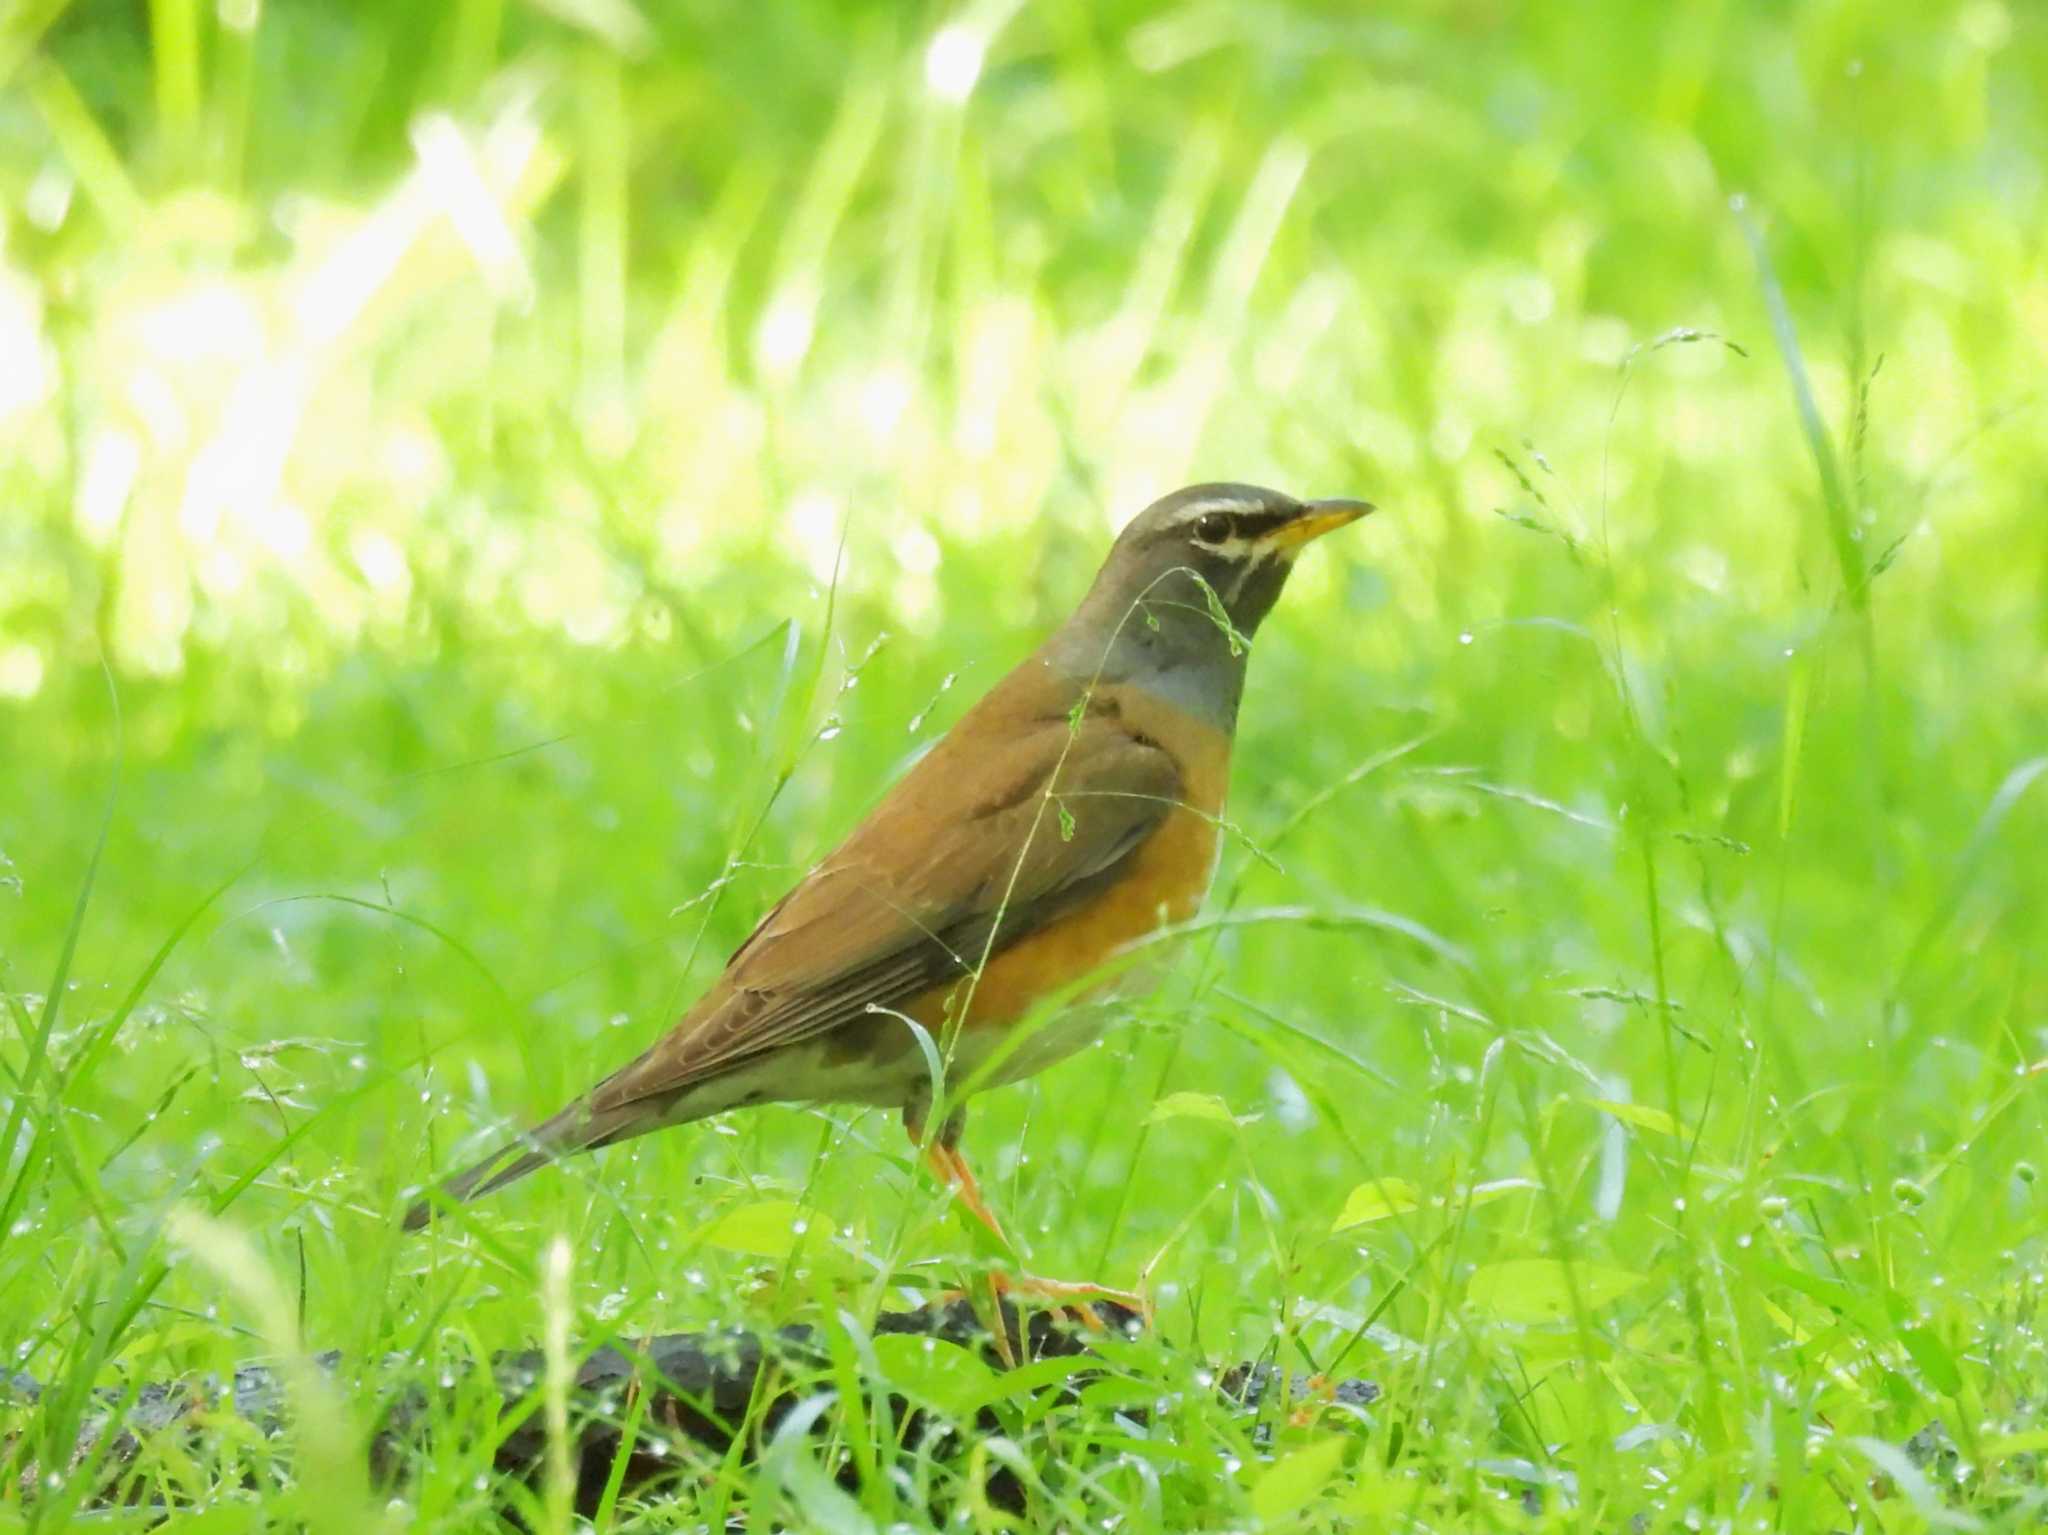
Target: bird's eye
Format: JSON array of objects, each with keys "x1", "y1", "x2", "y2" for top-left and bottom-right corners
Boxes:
[{"x1": 1191, "y1": 511, "x2": 1234, "y2": 546}]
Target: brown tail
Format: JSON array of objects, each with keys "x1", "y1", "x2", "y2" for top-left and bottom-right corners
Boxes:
[{"x1": 402, "y1": 1098, "x2": 640, "y2": 1231}]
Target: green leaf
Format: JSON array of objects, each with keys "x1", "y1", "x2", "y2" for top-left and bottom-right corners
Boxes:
[
  {"x1": 870, "y1": 1332, "x2": 1000, "y2": 1420},
  {"x1": 1331, "y1": 1178, "x2": 1422, "y2": 1229},
  {"x1": 699, "y1": 1200, "x2": 834, "y2": 1260},
  {"x1": 1585, "y1": 1099, "x2": 1680, "y2": 1137},
  {"x1": 1464, "y1": 1178, "x2": 1540, "y2": 1207},
  {"x1": 1078, "y1": 1374, "x2": 1160, "y2": 1411},
  {"x1": 1148, "y1": 1091, "x2": 1245, "y2": 1127},
  {"x1": 1331, "y1": 1176, "x2": 1535, "y2": 1231},
  {"x1": 1983, "y1": 1429, "x2": 2048, "y2": 1460},
  {"x1": 1887, "y1": 1291, "x2": 1963, "y2": 1397},
  {"x1": 1755, "y1": 1261, "x2": 1889, "y2": 1336},
  {"x1": 1251, "y1": 1437, "x2": 1349, "y2": 1522},
  {"x1": 1467, "y1": 1259, "x2": 1646, "y2": 1324},
  {"x1": 959, "y1": 1351, "x2": 1098, "y2": 1414}
]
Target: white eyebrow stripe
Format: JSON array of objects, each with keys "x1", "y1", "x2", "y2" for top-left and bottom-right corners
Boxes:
[{"x1": 1168, "y1": 494, "x2": 1273, "y2": 524}]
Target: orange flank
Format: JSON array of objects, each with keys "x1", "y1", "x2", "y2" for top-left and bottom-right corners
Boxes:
[{"x1": 914, "y1": 685, "x2": 1229, "y2": 1038}]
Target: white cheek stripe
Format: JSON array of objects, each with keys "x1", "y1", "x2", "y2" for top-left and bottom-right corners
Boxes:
[
  {"x1": 1223, "y1": 541, "x2": 1282, "y2": 604},
  {"x1": 1163, "y1": 497, "x2": 1293, "y2": 604}
]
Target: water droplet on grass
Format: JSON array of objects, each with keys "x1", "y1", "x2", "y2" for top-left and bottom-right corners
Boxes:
[{"x1": 907, "y1": 673, "x2": 959, "y2": 735}]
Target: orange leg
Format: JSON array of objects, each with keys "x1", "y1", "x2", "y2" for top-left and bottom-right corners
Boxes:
[
  {"x1": 920, "y1": 1137, "x2": 1013, "y2": 1249},
  {"x1": 905, "y1": 1108, "x2": 1151, "y2": 1342}
]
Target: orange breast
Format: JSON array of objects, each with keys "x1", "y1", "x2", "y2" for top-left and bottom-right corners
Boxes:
[{"x1": 911, "y1": 689, "x2": 1230, "y2": 1034}]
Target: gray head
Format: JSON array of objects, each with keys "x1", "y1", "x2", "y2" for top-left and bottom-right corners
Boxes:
[{"x1": 1046, "y1": 483, "x2": 1374, "y2": 726}]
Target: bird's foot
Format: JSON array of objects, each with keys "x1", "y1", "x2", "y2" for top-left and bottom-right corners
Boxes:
[
  {"x1": 947, "y1": 1270, "x2": 1151, "y2": 1366},
  {"x1": 990, "y1": 1269, "x2": 1151, "y2": 1328}
]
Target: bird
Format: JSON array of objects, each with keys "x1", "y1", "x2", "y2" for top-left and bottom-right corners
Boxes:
[{"x1": 404, "y1": 483, "x2": 1372, "y2": 1302}]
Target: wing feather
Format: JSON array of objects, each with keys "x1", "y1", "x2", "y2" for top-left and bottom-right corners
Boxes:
[{"x1": 588, "y1": 709, "x2": 1182, "y2": 1111}]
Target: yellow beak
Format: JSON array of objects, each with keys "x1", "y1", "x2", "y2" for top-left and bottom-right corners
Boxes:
[{"x1": 1265, "y1": 498, "x2": 1375, "y2": 551}]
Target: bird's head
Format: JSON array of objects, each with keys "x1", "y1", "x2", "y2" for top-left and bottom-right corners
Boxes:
[
  {"x1": 1049, "y1": 482, "x2": 1374, "y2": 721},
  {"x1": 1104, "y1": 483, "x2": 1374, "y2": 638}
]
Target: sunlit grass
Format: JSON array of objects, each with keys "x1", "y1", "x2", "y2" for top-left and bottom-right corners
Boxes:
[{"x1": 4, "y1": 0, "x2": 2048, "y2": 1528}]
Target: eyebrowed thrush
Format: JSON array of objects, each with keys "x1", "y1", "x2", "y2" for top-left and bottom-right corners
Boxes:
[{"x1": 405, "y1": 484, "x2": 1372, "y2": 1303}]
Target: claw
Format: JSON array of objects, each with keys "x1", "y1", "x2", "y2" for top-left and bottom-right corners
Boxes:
[
  {"x1": 993, "y1": 1270, "x2": 1151, "y2": 1332},
  {"x1": 940, "y1": 1269, "x2": 1151, "y2": 1366}
]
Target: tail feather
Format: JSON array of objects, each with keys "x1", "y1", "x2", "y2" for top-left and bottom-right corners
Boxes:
[{"x1": 402, "y1": 1100, "x2": 630, "y2": 1231}]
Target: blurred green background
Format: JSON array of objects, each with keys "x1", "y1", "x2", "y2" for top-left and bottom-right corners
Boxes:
[{"x1": 3, "y1": 0, "x2": 2047, "y2": 1528}]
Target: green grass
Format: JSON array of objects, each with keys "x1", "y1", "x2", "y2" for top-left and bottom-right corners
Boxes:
[{"x1": 4, "y1": 0, "x2": 2048, "y2": 1528}]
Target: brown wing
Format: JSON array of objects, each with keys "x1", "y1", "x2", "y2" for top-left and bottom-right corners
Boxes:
[
  {"x1": 401, "y1": 690, "x2": 1188, "y2": 1229},
  {"x1": 587, "y1": 703, "x2": 1183, "y2": 1113}
]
